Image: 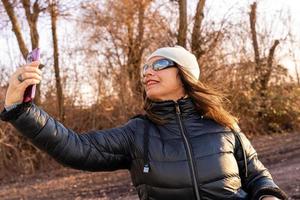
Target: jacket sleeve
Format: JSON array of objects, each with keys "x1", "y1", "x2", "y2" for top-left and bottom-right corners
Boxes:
[
  {"x1": 235, "y1": 131, "x2": 288, "y2": 200},
  {"x1": 0, "y1": 102, "x2": 136, "y2": 171}
]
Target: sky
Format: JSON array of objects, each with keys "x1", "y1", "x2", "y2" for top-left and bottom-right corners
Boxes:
[{"x1": 1, "y1": 0, "x2": 300, "y2": 105}]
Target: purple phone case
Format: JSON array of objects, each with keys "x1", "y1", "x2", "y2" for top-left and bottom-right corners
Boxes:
[{"x1": 23, "y1": 48, "x2": 40, "y2": 103}]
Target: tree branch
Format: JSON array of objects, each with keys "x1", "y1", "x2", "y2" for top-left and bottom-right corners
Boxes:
[
  {"x1": 177, "y1": 0, "x2": 187, "y2": 47},
  {"x1": 191, "y1": 0, "x2": 205, "y2": 57},
  {"x1": 1, "y1": 0, "x2": 28, "y2": 59},
  {"x1": 250, "y1": 2, "x2": 260, "y2": 68}
]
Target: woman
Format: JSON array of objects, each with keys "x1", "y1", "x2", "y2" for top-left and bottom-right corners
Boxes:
[{"x1": 1, "y1": 46, "x2": 287, "y2": 200}]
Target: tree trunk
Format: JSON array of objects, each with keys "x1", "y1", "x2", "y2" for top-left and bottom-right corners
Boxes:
[
  {"x1": 250, "y1": 2, "x2": 260, "y2": 70},
  {"x1": 259, "y1": 40, "x2": 280, "y2": 115},
  {"x1": 50, "y1": 0, "x2": 65, "y2": 122},
  {"x1": 177, "y1": 0, "x2": 187, "y2": 47},
  {"x1": 21, "y1": 0, "x2": 40, "y2": 49},
  {"x1": 191, "y1": 0, "x2": 205, "y2": 59},
  {"x1": 1, "y1": 0, "x2": 29, "y2": 59},
  {"x1": 262, "y1": 40, "x2": 280, "y2": 91}
]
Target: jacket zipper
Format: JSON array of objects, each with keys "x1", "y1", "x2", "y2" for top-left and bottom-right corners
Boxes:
[{"x1": 175, "y1": 102, "x2": 201, "y2": 200}]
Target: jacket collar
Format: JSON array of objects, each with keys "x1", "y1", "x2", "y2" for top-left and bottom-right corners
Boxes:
[{"x1": 149, "y1": 95, "x2": 203, "y2": 122}]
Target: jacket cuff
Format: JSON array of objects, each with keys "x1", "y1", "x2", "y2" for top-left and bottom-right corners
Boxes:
[
  {"x1": 254, "y1": 187, "x2": 288, "y2": 200},
  {"x1": 0, "y1": 102, "x2": 32, "y2": 122},
  {"x1": 4, "y1": 102, "x2": 23, "y2": 112}
]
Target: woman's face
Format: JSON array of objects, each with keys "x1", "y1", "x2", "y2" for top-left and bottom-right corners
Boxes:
[{"x1": 142, "y1": 56, "x2": 186, "y2": 101}]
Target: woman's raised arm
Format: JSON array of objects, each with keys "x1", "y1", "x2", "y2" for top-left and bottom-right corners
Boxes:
[{"x1": 0, "y1": 102, "x2": 136, "y2": 171}]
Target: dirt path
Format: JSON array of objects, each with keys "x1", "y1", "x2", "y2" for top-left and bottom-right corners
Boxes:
[
  {"x1": 0, "y1": 132, "x2": 299, "y2": 200},
  {"x1": 252, "y1": 132, "x2": 300, "y2": 199}
]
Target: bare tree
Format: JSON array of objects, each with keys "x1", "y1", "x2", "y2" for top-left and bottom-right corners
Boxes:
[
  {"x1": 191, "y1": 0, "x2": 205, "y2": 59},
  {"x1": 49, "y1": 0, "x2": 65, "y2": 122},
  {"x1": 249, "y1": 2, "x2": 260, "y2": 69},
  {"x1": 79, "y1": 0, "x2": 164, "y2": 114},
  {"x1": 21, "y1": 0, "x2": 41, "y2": 49},
  {"x1": 249, "y1": 2, "x2": 280, "y2": 95},
  {"x1": 248, "y1": 2, "x2": 284, "y2": 122},
  {"x1": 177, "y1": 0, "x2": 187, "y2": 47},
  {"x1": 1, "y1": 0, "x2": 28, "y2": 59}
]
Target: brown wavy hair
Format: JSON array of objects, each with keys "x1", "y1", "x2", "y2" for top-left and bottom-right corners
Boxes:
[{"x1": 142, "y1": 64, "x2": 240, "y2": 132}]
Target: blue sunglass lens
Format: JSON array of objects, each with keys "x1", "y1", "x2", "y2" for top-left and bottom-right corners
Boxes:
[
  {"x1": 153, "y1": 59, "x2": 169, "y2": 70},
  {"x1": 143, "y1": 59, "x2": 175, "y2": 74}
]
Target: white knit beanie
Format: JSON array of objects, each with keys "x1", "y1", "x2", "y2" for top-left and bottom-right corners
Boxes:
[{"x1": 147, "y1": 45, "x2": 200, "y2": 80}]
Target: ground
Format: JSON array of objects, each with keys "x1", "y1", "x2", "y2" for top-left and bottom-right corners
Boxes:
[{"x1": 0, "y1": 132, "x2": 299, "y2": 200}]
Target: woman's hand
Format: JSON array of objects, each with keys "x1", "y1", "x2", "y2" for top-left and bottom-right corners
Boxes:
[{"x1": 4, "y1": 61, "x2": 42, "y2": 107}]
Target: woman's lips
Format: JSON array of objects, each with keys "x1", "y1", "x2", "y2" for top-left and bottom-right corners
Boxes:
[{"x1": 146, "y1": 80, "x2": 159, "y2": 87}]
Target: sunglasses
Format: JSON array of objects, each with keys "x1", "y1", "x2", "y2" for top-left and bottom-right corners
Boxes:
[{"x1": 142, "y1": 58, "x2": 177, "y2": 75}]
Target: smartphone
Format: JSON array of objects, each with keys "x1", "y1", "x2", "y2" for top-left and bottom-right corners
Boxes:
[{"x1": 23, "y1": 48, "x2": 40, "y2": 103}]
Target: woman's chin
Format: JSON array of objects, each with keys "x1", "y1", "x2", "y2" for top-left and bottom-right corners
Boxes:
[{"x1": 146, "y1": 91, "x2": 162, "y2": 101}]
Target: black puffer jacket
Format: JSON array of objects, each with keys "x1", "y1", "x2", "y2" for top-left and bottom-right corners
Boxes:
[{"x1": 0, "y1": 97, "x2": 287, "y2": 200}]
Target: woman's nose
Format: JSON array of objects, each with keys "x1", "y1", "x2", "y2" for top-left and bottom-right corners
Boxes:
[{"x1": 143, "y1": 66, "x2": 155, "y2": 77}]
